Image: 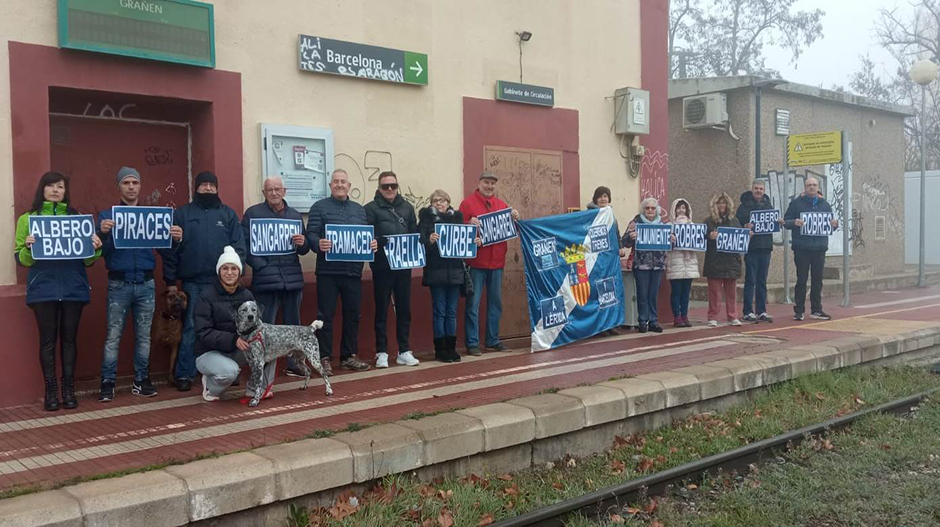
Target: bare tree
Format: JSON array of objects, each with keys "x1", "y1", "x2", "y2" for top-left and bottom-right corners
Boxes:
[{"x1": 669, "y1": 0, "x2": 824, "y2": 78}]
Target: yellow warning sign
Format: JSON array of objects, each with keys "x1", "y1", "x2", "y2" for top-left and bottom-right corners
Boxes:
[{"x1": 787, "y1": 131, "x2": 842, "y2": 167}]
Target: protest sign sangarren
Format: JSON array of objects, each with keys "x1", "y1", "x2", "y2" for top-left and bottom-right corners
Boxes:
[
  {"x1": 29, "y1": 215, "x2": 96, "y2": 260},
  {"x1": 716, "y1": 227, "x2": 750, "y2": 253},
  {"x1": 434, "y1": 223, "x2": 478, "y2": 259},
  {"x1": 112, "y1": 206, "x2": 174, "y2": 249},
  {"x1": 325, "y1": 224, "x2": 374, "y2": 262},
  {"x1": 478, "y1": 208, "x2": 517, "y2": 246},
  {"x1": 384, "y1": 233, "x2": 426, "y2": 270},
  {"x1": 250, "y1": 218, "x2": 303, "y2": 256}
]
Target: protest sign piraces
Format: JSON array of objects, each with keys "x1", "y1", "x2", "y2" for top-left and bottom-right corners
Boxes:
[
  {"x1": 384, "y1": 233, "x2": 426, "y2": 270},
  {"x1": 478, "y1": 209, "x2": 517, "y2": 246},
  {"x1": 29, "y1": 215, "x2": 96, "y2": 260},
  {"x1": 325, "y1": 224, "x2": 374, "y2": 262},
  {"x1": 250, "y1": 218, "x2": 303, "y2": 256},
  {"x1": 800, "y1": 212, "x2": 834, "y2": 236},
  {"x1": 112, "y1": 206, "x2": 174, "y2": 249},
  {"x1": 635, "y1": 224, "x2": 673, "y2": 251},
  {"x1": 435, "y1": 223, "x2": 478, "y2": 259},
  {"x1": 716, "y1": 227, "x2": 750, "y2": 253}
]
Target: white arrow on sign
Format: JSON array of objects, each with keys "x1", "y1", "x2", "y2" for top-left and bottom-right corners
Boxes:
[{"x1": 409, "y1": 61, "x2": 424, "y2": 77}]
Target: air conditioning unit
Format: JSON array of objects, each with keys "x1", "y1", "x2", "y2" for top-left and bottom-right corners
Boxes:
[{"x1": 682, "y1": 93, "x2": 728, "y2": 129}]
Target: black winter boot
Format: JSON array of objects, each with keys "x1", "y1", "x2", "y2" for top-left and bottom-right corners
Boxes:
[
  {"x1": 446, "y1": 336, "x2": 462, "y2": 362},
  {"x1": 434, "y1": 337, "x2": 448, "y2": 362},
  {"x1": 61, "y1": 376, "x2": 78, "y2": 410},
  {"x1": 44, "y1": 377, "x2": 60, "y2": 412}
]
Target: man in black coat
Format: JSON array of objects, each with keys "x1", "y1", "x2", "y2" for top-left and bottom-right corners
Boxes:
[
  {"x1": 365, "y1": 171, "x2": 420, "y2": 369},
  {"x1": 163, "y1": 171, "x2": 246, "y2": 391},
  {"x1": 242, "y1": 176, "x2": 310, "y2": 376},
  {"x1": 736, "y1": 179, "x2": 783, "y2": 323},
  {"x1": 305, "y1": 169, "x2": 376, "y2": 374},
  {"x1": 784, "y1": 177, "x2": 839, "y2": 321}
]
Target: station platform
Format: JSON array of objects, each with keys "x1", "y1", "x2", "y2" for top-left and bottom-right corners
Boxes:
[{"x1": 2, "y1": 286, "x2": 940, "y2": 526}]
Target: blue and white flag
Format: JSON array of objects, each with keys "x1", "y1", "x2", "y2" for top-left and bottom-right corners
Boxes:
[
  {"x1": 478, "y1": 209, "x2": 517, "y2": 246},
  {"x1": 249, "y1": 218, "x2": 303, "y2": 256},
  {"x1": 750, "y1": 209, "x2": 780, "y2": 234},
  {"x1": 325, "y1": 224, "x2": 374, "y2": 262},
  {"x1": 636, "y1": 224, "x2": 672, "y2": 251},
  {"x1": 716, "y1": 227, "x2": 750, "y2": 253},
  {"x1": 518, "y1": 206, "x2": 624, "y2": 352},
  {"x1": 112, "y1": 206, "x2": 174, "y2": 249},
  {"x1": 672, "y1": 223, "x2": 707, "y2": 251},
  {"x1": 29, "y1": 215, "x2": 96, "y2": 260},
  {"x1": 384, "y1": 234, "x2": 426, "y2": 270},
  {"x1": 800, "y1": 212, "x2": 833, "y2": 236},
  {"x1": 435, "y1": 223, "x2": 478, "y2": 259}
]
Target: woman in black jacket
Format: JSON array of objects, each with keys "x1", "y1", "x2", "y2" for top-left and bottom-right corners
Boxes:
[{"x1": 419, "y1": 189, "x2": 481, "y2": 362}]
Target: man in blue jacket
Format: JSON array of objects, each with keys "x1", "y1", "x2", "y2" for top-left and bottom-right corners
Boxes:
[
  {"x1": 242, "y1": 176, "x2": 310, "y2": 376},
  {"x1": 737, "y1": 179, "x2": 783, "y2": 323},
  {"x1": 306, "y1": 169, "x2": 376, "y2": 375},
  {"x1": 784, "y1": 177, "x2": 839, "y2": 321},
  {"x1": 163, "y1": 171, "x2": 246, "y2": 391},
  {"x1": 97, "y1": 167, "x2": 183, "y2": 401}
]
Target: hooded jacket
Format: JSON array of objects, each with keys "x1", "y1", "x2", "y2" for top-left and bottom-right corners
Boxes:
[
  {"x1": 703, "y1": 192, "x2": 742, "y2": 279},
  {"x1": 241, "y1": 199, "x2": 310, "y2": 293},
  {"x1": 365, "y1": 190, "x2": 418, "y2": 271},
  {"x1": 666, "y1": 198, "x2": 700, "y2": 280},
  {"x1": 622, "y1": 207, "x2": 668, "y2": 271},
  {"x1": 458, "y1": 190, "x2": 511, "y2": 270},
  {"x1": 784, "y1": 192, "x2": 833, "y2": 252},
  {"x1": 418, "y1": 206, "x2": 466, "y2": 287},
  {"x1": 736, "y1": 190, "x2": 775, "y2": 253},
  {"x1": 162, "y1": 196, "x2": 246, "y2": 286}
]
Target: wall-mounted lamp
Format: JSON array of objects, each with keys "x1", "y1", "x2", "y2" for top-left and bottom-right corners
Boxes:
[{"x1": 515, "y1": 31, "x2": 533, "y2": 82}]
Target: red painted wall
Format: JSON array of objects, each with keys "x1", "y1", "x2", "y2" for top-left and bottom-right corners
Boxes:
[{"x1": 640, "y1": 0, "x2": 669, "y2": 205}]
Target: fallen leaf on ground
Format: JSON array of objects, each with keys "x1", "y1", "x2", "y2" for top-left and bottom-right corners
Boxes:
[
  {"x1": 638, "y1": 458, "x2": 655, "y2": 472},
  {"x1": 614, "y1": 435, "x2": 630, "y2": 447},
  {"x1": 650, "y1": 521, "x2": 665, "y2": 527},
  {"x1": 566, "y1": 458, "x2": 578, "y2": 468},
  {"x1": 610, "y1": 513, "x2": 626, "y2": 523},
  {"x1": 422, "y1": 519, "x2": 435, "y2": 527},
  {"x1": 502, "y1": 483, "x2": 520, "y2": 497},
  {"x1": 438, "y1": 509, "x2": 454, "y2": 527},
  {"x1": 497, "y1": 474, "x2": 513, "y2": 481},
  {"x1": 855, "y1": 395, "x2": 866, "y2": 405},
  {"x1": 552, "y1": 481, "x2": 564, "y2": 490},
  {"x1": 644, "y1": 497, "x2": 659, "y2": 514},
  {"x1": 477, "y1": 514, "x2": 494, "y2": 526},
  {"x1": 610, "y1": 459, "x2": 626, "y2": 474},
  {"x1": 686, "y1": 483, "x2": 698, "y2": 490},
  {"x1": 626, "y1": 507, "x2": 641, "y2": 514},
  {"x1": 815, "y1": 392, "x2": 827, "y2": 401}
]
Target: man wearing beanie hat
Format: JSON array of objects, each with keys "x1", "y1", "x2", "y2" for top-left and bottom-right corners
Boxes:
[
  {"x1": 193, "y1": 246, "x2": 272, "y2": 402},
  {"x1": 162, "y1": 171, "x2": 247, "y2": 392},
  {"x1": 96, "y1": 166, "x2": 183, "y2": 402}
]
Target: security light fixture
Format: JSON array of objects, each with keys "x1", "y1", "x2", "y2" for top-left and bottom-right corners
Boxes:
[
  {"x1": 516, "y1": 31, "x2": 533, "y2": 42},
  {"x1": 909, "y1": 59, "x2": 939, "y2": 287}
]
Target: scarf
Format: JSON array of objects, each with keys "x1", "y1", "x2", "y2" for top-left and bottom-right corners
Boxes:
[
  {"x1": 194, "y1": 192, "x2": 221, "y2": 209},
  {"x1": 638, "y1": 208, "x2": 662, "y2": 224}
]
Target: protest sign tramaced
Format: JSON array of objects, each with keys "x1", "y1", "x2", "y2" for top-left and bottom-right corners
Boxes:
[
  {"x1": 800, "y1": 212, "x2": 834, "y2": 237},
  {"x1": 716, "y1": 227, "x2": 750, "y2": 253},
  {"x1": 29, "y1": 215, "x2": 96, "y2": 260},
  {"x1": 478, "y1": 208, "x2": 517, "y2": 246},
  {"x1": 112, "y1": 206, "x2": 174, "y2": 249},
  {"x1": 749, "y1": 209, "x2": 780, "y2": 234},
  {"x1": 250, "y1": 218, "x2": 303, "y2": 256},
  {"x1": 434, "y1": 223, "x2": 478, "y2": 259},
  {"x1": 384, "y1": 233, "x2": 426, "y2": 270},
  {"x1": 325, "y1": 224, "x2": 374, "y2": 262},
  {"x1": 635, "y1": 224, "x2": 673, "y2": 251},
  {"x1": 671, "y1": 223, "x2": 708, "y2": 252}
]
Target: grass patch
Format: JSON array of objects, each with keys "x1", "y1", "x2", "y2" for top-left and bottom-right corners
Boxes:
[
  {"x1": 305, "y1": 429, "x2": 336, "y2": 439},
  {"x1": 344, "y1": 422, "x2": 366, "y2": 433},
  {"x1": 285, "y1": 366, "x2": 940, "y2": 527},
  {"x1": 539, "y1": 387, "x2": 561, "y2": 394}
]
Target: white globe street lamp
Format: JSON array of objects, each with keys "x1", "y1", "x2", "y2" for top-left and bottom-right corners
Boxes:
[{"x1": 910, "y1": 59, "x2": 939, "y2": 287}]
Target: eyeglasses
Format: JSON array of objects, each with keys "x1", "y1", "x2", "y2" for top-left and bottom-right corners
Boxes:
[
  {"x1": 380, "y1": 183, "x2": 399, "y2": 191},
  {"x1": 264, "y1": 187, "x2": 285, "y2": 194},
  {"x1": 432, "y1": 197, "x2": 448, "y2": 204},
  {"x1": 644, "y1": 206, "x2": 657, "y2": 210}
]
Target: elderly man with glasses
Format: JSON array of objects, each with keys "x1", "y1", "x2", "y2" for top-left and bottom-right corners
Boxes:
[{"x1": 241, "y1": 176, "x2": 310, "y2": 376}]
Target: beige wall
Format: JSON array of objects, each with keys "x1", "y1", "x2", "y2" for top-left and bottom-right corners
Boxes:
[
  {"x1": 0, "y1": 0, "x2": 644, "y2": 285},
  {"x1": 669, "y1": 86, "x2": 908, "y2": 284}
]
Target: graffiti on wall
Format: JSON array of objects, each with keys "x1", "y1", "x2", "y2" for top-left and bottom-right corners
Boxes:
[
  {"x1": 640, "y1": 150, "x2": 668, "y2": 204},
  {"x1": 333, "y1": 149, "x2": 429, "y2": 210},
  {"x1": 854, "y1": 176, "x2": 903, "y2": 239}
]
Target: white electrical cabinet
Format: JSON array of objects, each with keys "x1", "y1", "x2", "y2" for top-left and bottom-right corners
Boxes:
[
  {"x1": 614, "y1": 87, "x2": 650, "y2": 135},
  {"x1": 260, "y1": 124, "x2": 335, "y2": 212}
]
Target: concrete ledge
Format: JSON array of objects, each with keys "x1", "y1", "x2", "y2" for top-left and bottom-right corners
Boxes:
[
  {"x1": 763, "y1": 348, "x2": 818, "y2": 377},
  {"x1": 634, "y1": 371, "x2": 701, "y2": 407},
  {"x1": 456, "y1": 403, "x2": 536, "y2": 451},
  {"x1": 165, "y1": 452, "x2": 276, "y2": 522},
  {"x1": 735, "y1": 353, "x2": 792, "y2": 385},
  {"x1": 826, "y1": 337, "x2": 863, "y2": 366},
  {"x1": 557, "y1": 385, "x2": 628, "y2": 427},
  {"x1": 333, "y1": 423, "x2": 424, "y2": 483},
  {"x1": 0, "y1": 489, "x2": 82, "y2": 527},
  {"x1": 706, "y1": 358, "x2": 764, "y2": 390},
  {"x1": 65, "y1": 470, "x2": 188, "y2": 527},
  {"x1": 857, "y1": 336, "x2": 886, "y2": 362},
  {"x1": 508, "y1": 394, "x2": 586, "y2": 439},
  {"x1": 670, "y1": 364, "x2": 735, "y2": 400},
  {"x1": 399, "y1": 413, "x2": 485, "y2": 464},
  {"x1": 253, "y1": 437, "x2": 354, "y2": 500},
  {"x1": 597, "y1": 378, "x2": 667, "y2": 416}
]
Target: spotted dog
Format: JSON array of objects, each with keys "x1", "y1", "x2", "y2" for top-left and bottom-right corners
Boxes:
[{"x1": 235, "y1": 301, "x2": 333, "y2": 407}]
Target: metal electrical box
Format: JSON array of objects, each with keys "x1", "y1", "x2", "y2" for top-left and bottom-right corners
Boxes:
[{"x1": 614, "y1": 87, "x2": 650, "y2": 135}]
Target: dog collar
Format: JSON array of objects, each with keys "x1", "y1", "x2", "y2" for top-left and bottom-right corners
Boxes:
[{"x1": 161, "y1": 311, "x2": 180, "y2": 321}]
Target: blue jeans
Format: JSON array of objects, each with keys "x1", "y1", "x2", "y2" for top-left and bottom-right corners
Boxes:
[
  {"x1": 634, "y1": 269, "x2": 663, "y2": 325},
  {"x1": 254, "y1": 289, "x2": 303, "y2": 369},
  {"x1": 669, "y1": 278, "x2": 693, "y2": 317},
  {"x1": 177, "y1": 281, "x2": 213, "y2": 380},
  {"x1": 465, "y1": 267, "x2": 503, "y2": 348},
  {"x1": 430, "y1": 285, "x2": 460, "y2": 338},
  {"x1": 743, "y1": 251, "x2": 771, "y2": 316},
  {"x1": 100, "y1": 279, "x2": 155, "y2": 381}
]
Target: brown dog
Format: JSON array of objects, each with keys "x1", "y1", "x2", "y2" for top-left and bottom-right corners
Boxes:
[{"x1": 152, "y1": 289, "x2": 188, "y2": 386}]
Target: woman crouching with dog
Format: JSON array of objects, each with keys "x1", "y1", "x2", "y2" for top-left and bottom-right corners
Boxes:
[
  {"x1": 16, "y1": 171, "x2": 102, "y2": 411},
  {"x1": 194, "y1": 246, "x2": 275, "y2": 403}
]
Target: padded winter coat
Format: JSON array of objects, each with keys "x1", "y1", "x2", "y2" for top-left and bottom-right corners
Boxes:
[
  {"x1": 305, "y1": 196, "x2": 370, "y2": 277},
  {"x1": 241, "y1": 200, "x2": 310, "y2": 293},
  {"x1": 15, "y1": 202, "x2": 102, "y2": 305},
  {"x1": 418, "y1": 206, "x2": 467, "y2": 287},
  {"x1": 736, "y1": 191, "x2": 775, "y2": 253},
  {"x1": 162, "y1": 199, "x2": 246, "y2": 286},
  {"x1": 458, "y1": 190, "x2": 511, "y2": 270},
  {"x1": 622, "y1": 212, "x2": 668, "y2": 271},
  {"x1": 193, "y1": 281, "x2": 255, "y2": 357},
  {"x1": 703, "y1": 193, "x2": 743, "y2": 280},
  {"x1": 666, "y1": 198, "x2": 700, "y2": 280},
  {"x1": 98, "y1": 203, "x2": 158, "y2": 283},
  {"x1": 365, "y1": 191, "x2": 418, "y2": 271},
  {"x1": 784, "y1": 192, "x2": 834, "y2": 252}
]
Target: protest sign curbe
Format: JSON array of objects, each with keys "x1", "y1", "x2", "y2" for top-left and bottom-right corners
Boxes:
[
  {"x1": 29, "y1": 215, "x2": 96, "y2": 260},
  {"x1": 716, "y1": 227, "x2": 750, "y2": 253},
  {"x1": 435, "y1": 223, "x2": 478, "y2": 259},
  {"x1": 800, "y1": 212, "x2": 834, "y2": 236},
  {"x1": 671, "y1": 223, "x2": 708, "y2": 251},
  {"x1": 112, "y1": 206, "x2": 174, "y2": 249},
  {"x1": 635, "y1": 224, "x2": 673, "y2": 251},
  {"x1": 384, "y1": 233, "x2": 426, "y2": 270},
  {"x1": 325, "y1": 224, "x2": 374, "y2": 262},
  {"x1": 478, "y1": 209, "x2": 517, "y2": 246},
  {"x1": 749, "y1": 209, "x2": 780, "y2": 234},
  {"x1": 250, "y1": 218, "x2": 303, "y2": 256}
]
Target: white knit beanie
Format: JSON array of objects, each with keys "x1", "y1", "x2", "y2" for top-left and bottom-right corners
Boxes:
[{"x1": 216, "y1": 246, "x2": 243, "y2": 275}]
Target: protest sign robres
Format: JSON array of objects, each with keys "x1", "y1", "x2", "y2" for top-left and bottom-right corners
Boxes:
[
  {"x1": 250, "y1": 218, "x2": 303, "y2": 256},
  {"x1": 29, "y1": 215, "x2": 96, "y2": 260},
  {"x1": 800, "y1": 212, "x2": 834, "y2": 237},
  {"x1": 672, "y1": 223, "x2": 707, "y2": 252},
  {"x1": 325, "y1": 224, "x2": 374, "y2": 262},
  {"x1": 112, "y1": 206, "x2": 173, "y2": 249},
  {"x1": 478, "y1": 209, "x2": 517, "y2": 246},
  {"x1": 384, "y1": 233, "x2": 426, "y2": 270},
  {"x1": 716, "y1": 227, "x2": 750, "y2": 253},
  {"x1": 434, "y1": 223, "x2": 478, "y2": 259}
]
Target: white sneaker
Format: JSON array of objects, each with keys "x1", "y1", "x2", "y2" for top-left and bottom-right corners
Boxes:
[
  {"x1": 707, "y1": 320, "x2": 719, "y2": 328},
  {"x1": 202, "y1": 375, "x2": 219, "y2": 402},
  {"x1": 729, "y1": 319, "x2": 742, "y2": 326},
  {"x1": 375, "y1": 352, "x2": 389, "y2": 369},
  {"x1": 396, "y1": 351, "x2": 420, "y2": 366}
]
